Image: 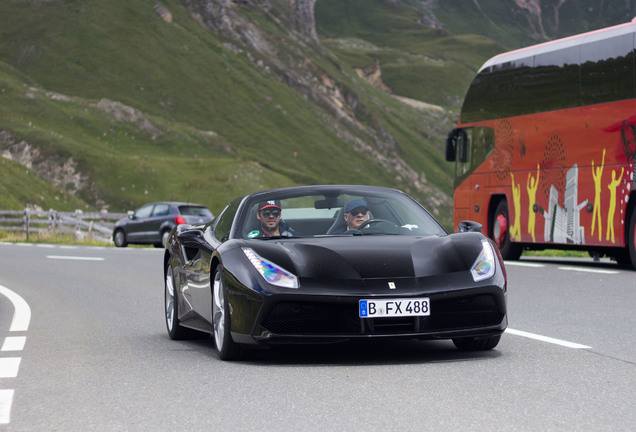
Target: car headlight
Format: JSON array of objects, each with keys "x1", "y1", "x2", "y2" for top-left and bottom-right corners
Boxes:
[
  {"x1": 242, "y1": 247, "x2": 299, "y2": 289},
  {"x1": 470, "y1": 239, "x2": 496, "y2": 282}
]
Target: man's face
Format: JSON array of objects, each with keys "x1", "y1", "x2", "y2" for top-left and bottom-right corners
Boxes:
[
  {"x1": 257, "y1": 208, "x2": 281, "y2": 232},
  {"x1": 344, "y1": 206, "x2": 370, "y2": 229}
]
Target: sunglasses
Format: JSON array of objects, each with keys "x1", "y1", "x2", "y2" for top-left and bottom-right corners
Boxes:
[
  {"x1": 260, "y1": 209, "x2": 281, "y2": 217},
  {"x1": 348, "y1": 206, "x2": 369, "y2": 216}
]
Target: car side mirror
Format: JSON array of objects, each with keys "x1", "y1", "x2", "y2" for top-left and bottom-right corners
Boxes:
[
  {"x1": 177, "y1": 229, "x2": 212, "y2": 251},
  {"x1": 458, "y1": 220, "x2": 483, "y2": 233}
]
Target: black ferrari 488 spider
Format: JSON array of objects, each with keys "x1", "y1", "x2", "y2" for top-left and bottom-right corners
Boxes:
[{"x1": 164, "y1": 185, "x2": 507, "y2": 360}]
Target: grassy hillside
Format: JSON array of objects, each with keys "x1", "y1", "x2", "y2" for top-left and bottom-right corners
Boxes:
[
  {"x1": 432, "y1": 0, "x2": 636, "y2": 46},
  {"x1": 315, "y1": 0, "x2": 632, "y2": 107},
  {"x1": 1, "y1": 0, "x2": 627, "y2": 227},
  {"x1": 315, "y1": 0, "x2": 506, "y2": 108},
  {"x1": 0, "y1": 0, "x2": 457, "y2": 225}
]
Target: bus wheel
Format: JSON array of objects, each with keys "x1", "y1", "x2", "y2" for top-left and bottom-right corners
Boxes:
[
  {"x1": 617, "y1": 205, "x2": 636, "y2": 269},
  {"x1": 491, "y1": 200, "x2": 522, "y2": 260}
]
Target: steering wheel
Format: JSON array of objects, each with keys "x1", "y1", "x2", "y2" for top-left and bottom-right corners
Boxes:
[{"x1": 356, "y1": 218, "x2": 399, "y2": 234}]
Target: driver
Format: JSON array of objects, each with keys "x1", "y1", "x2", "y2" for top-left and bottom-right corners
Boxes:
[
  {"x1": 248, "y1": 200, "x2": 298, "y2": 238},
  {"x1": 341, "y1": 198, "x2": 370, "y2": 231}
]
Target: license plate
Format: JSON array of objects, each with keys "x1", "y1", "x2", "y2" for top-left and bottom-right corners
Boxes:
[{"x1": 359, "y1": 298, "x2": 430, "y2": 318}]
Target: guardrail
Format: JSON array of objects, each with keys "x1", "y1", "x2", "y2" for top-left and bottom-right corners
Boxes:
[{"x1": 0, "y1": 209, "x2": 127, "y2": 243}]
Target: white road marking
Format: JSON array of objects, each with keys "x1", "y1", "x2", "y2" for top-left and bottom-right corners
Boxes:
[
  {"x1": 1, "y1": 337, "x2": 26, "y2": 352},
  {"x1": 46, "y1": 255, "x2": 104, "y2": 261},
  {"x1": 35, "y1": 244, "x2": 55, "y2": 248},
  {"x1": 0, "y1": 285, "x2": 31, "y2": 332},
  {"x1": 0, "y1": 390, "x2": 14, "y2": 425},
  {"x1": 0, "y1": 284, "x2": 30, "y2": 426},
  {"x1": 558, "y1": 266, "x2": 620, "y2": 275},
  {"x1": 506, "y1": 328, "x2": 591, "y2": 349},
  {"x1": 0, "y1": 358, "x2": 21, "y2": 378}
]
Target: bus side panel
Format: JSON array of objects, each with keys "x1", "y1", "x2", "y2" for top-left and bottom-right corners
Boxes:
[{"x1": 460, "y1": 100, "x2": 634, "y2": 249}]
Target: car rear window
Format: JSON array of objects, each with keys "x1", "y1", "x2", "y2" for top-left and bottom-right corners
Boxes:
[{"x1": 179, "y1": 205, "x2": 213, "y2": 218}]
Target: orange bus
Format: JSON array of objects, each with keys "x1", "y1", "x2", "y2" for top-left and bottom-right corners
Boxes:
[{"x1": 446, "y1": 19, "x2": 636, "y2": 269}]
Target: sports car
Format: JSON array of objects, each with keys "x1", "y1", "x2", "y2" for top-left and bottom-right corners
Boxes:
[{"x1": 164, "y1": 185, "x2": 507, "y2": 360}]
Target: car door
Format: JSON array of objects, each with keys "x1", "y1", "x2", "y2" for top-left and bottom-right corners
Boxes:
[
  {"x1": 185, "y1": 198, "x2": 240, "y2": 324},
  {"x1": 126, "y1": 204, "x2": 155, "y2": 242},
  {"x1": 145, "y1": 203, "x2": 171, "y2": 243}
]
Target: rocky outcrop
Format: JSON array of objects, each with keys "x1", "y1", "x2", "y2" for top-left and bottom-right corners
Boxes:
[
  {"x1": 0, "y1": 131, "x2": 88, "y2": 195},
  {"x1": 95, "y1": 99, "x2": 163, "y2": 139},
  {"x1": 290, "y1": 0, "x2": 318, "y2": 42},
  {"x1": 173, "y1": 0, "x2": 450, "y2": 207}
]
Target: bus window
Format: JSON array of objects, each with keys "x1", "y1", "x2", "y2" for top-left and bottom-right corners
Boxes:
[
  {"x1": 581, "y1": 33, "x2": 635, "y2": 105},
  {"x1": 462, "y1": 57, "x2": 534, "y2": 123},
  {"x1": 453, "y1": 127, "x2": 494, "y2": 187},
  {"x1": 533, "y1": 46, "x2": 581, "y2": 112}
]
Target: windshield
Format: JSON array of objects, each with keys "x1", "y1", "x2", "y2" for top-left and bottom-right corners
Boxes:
[{"x1": 239, "y1": 188, "x2": 446, "y2": 239}]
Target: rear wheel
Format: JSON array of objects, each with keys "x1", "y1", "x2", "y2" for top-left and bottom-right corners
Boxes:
[
  {"x1": 453, "y1": 335, "x2": 501, "y2": 351},
  {"x1": 491, "y1": 200, "x2": 522, "y2": 260},
  {"x1": 113, "y1": 229, "x2": 127, "y2": 247},
  {"x1": 212, "y1": 265, "x2": 241, "y2": 361}
]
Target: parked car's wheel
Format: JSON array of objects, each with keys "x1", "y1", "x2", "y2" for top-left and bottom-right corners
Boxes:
[
  {"x1": 113, "y1": 229, "x2": 127, "y2": 247},
  {"x1": 452, "y1": 335, "x2": 501, "y2": 351},
  {"x1": 491, "y1": 200, "x2": 522, "y2": 260},
  {"x1": 165, "y1": 261, "x2": 199, "y2": 340},
  {"x1": 212, "y1": 265, "x2": 241, "y2": 361}
]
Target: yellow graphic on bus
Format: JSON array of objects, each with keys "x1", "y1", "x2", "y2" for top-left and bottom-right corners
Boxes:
[
  {"x1": 526, "y1": 164, "x2": 540, "y2": 242},
  {"x1": 591, "y1": 149, "x2": 606, "y2": 241},
  {"x1": 510, "y1": 173, "x2": 522, "y2": 242},
  {"x1": 606, "y1": 167, "x2": 624, "y2": 243}
]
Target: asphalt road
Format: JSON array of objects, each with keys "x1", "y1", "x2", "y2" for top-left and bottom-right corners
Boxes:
[{"x1": 1, "y1": 243, "x2": 635, "y2": 431}]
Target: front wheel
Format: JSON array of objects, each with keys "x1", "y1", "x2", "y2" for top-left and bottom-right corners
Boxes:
[
  {"x1": 453, "y1": 335, "x2": 501, "y2": 351},
  {"x1": 113, "y1": 229, "x2": 127, "y2": 247},
  {"x1": 491, "y1": 200, "x2": 522, "y2": 260},
  {"x1": 165, "y1": 261, "x2": 200, "y2": 340},
  {"x1": 212, "y1": 265, "x2": 241, "y2": 361}
]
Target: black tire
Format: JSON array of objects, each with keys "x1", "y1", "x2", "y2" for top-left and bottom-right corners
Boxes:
[
  {"x1": 453, "y1": 335, "x2": 501, "y2": 351},
  {"x1": 165, "y1": 261, "x2": 199, "y2": 340},
  {"x1": 491, "y1": 200, "x2": 522, "y2": 260},
  {"x1": 212, "y1": 265, "x2": 241, "y2": 361},
  {"x1": 616, "y1": 205, "x2": 636, "y2": 269},
  {"x1": 113, "y1": 229, "x2": 128, "y2": 247}
]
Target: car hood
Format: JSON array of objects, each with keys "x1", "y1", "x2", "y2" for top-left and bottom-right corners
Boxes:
[{"x1": 245, "y1": 233, "x2": 486, "y2": 280}]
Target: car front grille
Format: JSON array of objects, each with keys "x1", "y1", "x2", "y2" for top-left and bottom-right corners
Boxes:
[{"x1": 261, "y1": 295, "x2": 504, "y2": 336}]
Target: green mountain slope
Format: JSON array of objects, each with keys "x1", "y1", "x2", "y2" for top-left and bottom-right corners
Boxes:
[
  {"x1": 0, "y1": 0, "x2": 630, "y2": 226},
  {"x1": 0, "y1": 0, "x2": 455, "y2": 224}
]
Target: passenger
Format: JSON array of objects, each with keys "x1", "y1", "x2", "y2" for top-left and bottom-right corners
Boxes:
[
  {"x1": 333, "y1": 198, "x2": 370, "y2": 233},
  {"x1": 248, "y1": 200, "x2": 298, "y2": 238}
]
